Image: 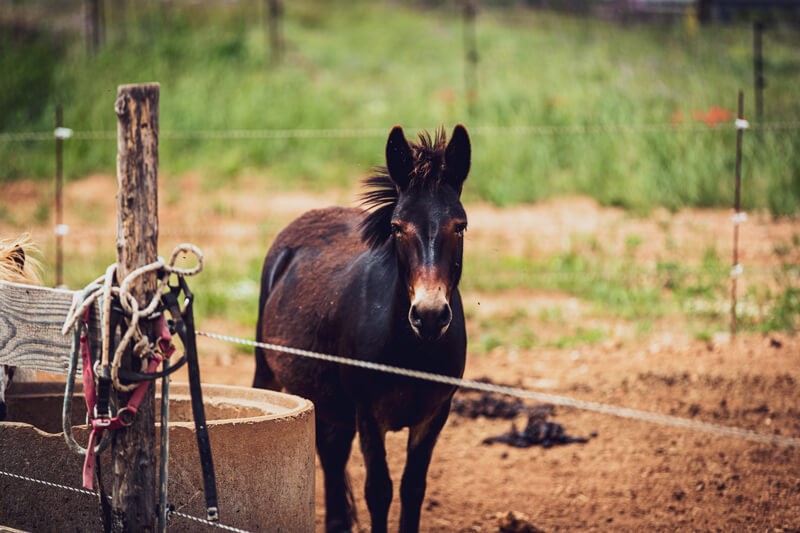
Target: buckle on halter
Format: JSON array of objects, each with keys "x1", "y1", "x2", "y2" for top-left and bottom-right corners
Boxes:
[
  {"x1": 206, "y1": 506, "x2": 219, "y2": 522},
  {"x1": 92, "y1": 414, "x2": 112, "y2": 428},
  {"x1": 116, "y1": 407, "x2": 136, "y2": 427},
  {"x1": 93, "y1": 405, "x2": 113, "y2": 421}
]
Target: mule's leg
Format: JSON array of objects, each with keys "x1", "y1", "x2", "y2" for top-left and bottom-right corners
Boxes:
[
  {"x1": 252, "y1": 348, "x2": 281, "y2": 390},
  {"x1": 398, "y1": 402, "x2": 451, "y2": 533},
  {"x1": 317, "y1": 419, "x2": 357, "y2": 533},
  {"x1": 357, "y1": 411, "x2": 392, "y2": 533}
]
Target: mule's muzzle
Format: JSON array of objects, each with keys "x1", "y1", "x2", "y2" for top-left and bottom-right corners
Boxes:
[{"x1": 409, "y1": 301, "x2": 452, "y2": 341}]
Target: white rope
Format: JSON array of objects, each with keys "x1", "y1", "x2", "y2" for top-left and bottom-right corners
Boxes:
[
  {"x1": 2, "y1": 121, "x2": 799, "y2": 143},
  {"x1": 170, "y1": 509, "x2": 252, "y2": 533},
  {"x1": 61, "y1": 244, "x2": 204, "y2": 391},
  {"x1": 0, "y1": 470, "x2": 252, "y2": 533},
  {"x1": 196, "y1": 330, "x2": 800, "y2": 449},
  {"x1": 0, "y1": 469, "x2": 98, "y2": 497}
]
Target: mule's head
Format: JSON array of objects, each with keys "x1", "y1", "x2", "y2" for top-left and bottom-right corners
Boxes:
[{"x1": 361, "y1": 125, "x2": 471, "y2": 341}]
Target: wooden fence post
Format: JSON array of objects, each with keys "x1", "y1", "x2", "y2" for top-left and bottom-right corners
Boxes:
[
  {"x1": 731, "y1": 90, "x2": 744, "y2": 337},
  {"x1": 753, "y1": 20, "x2": 765, "y2": 121},
  {"x1": 112, "y1": 82, "x2": 160, "y2": 532},
  {"x1": 85, "y1": 0, "x2": 105, "y2": 54}
]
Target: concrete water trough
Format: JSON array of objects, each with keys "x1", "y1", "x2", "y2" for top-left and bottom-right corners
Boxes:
[{"x1": 0, "y1": 381, "x2": 315, "y2": 532}]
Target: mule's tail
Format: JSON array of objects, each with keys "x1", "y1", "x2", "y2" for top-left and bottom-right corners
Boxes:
[{"x1": 253, "y1": 248, "x2": 293, "y2": 390}]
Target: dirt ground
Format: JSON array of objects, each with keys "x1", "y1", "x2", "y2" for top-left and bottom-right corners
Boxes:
[{"x1": 2, "y1": 175, "x2": 799, "y2": 532}]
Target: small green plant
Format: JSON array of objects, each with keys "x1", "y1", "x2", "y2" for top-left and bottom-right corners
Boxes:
[
  {"x1": 33, "y1": 200, "x2": 50, "y2": 225},
  {"x1": 549, "y1": 326, "x2": 606, "y2": 349}
]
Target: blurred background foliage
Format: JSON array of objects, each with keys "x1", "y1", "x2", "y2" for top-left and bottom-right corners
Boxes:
[{"x1": 1, "y1": 0, "x2": 798, "y2": 214}]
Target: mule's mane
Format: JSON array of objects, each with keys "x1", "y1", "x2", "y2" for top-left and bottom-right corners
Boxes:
[
  {"x1": 359, "y1": 128, "x2": 448, "y2": 249},
  {"x1": 0, "y1": 234, "x2": 42, "y2": 285}
]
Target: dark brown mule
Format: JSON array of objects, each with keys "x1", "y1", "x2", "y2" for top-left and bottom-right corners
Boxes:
[{"x1": 254, "y1": 125, "x2": 471, "y2": 532}]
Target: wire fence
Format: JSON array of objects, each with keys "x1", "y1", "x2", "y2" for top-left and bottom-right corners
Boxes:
[
  {"x1": 0, "y1": 470, "x2": 252, "y2": 533},
  {"x1": 1, "y1": 120, "x2": 800, "y2": 143},
  {"x1": 196, "y1": 330, "x2": 800, "y2": 449}
]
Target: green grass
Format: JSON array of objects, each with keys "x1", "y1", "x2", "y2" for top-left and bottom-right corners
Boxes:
[
  {"x1": 1, "y1": 1, "x2": 799, "y2": 214},
  {"x1": 462, "y1": 230, "x2": 799, "y2": 336}
]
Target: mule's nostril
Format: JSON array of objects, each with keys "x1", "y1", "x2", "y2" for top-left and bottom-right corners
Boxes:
[
  {"x1": 410, "y1": 305, "x2": 422, "y2": 327},
  {"x1": 437, "y1": 306, "x2": 452, "y2": 328},
  {"x1": 409, "y1": 301, "x2": 452, "y2": 340}
]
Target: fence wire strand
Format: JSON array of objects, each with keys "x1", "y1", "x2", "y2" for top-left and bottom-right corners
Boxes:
[
  {"x1": 1, "y1": 121, "x2": 799, "y2": 143},
  {"x1": 0, "y1": 470, "x2": 252, "y2": 533},
  {"x1": 196, "y1": 330, "x2": 800, "y2": 449}
]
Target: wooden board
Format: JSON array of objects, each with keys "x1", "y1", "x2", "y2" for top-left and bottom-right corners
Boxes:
[{"x1": 0, "y1": 280, "x2": 100, "y2": 375}]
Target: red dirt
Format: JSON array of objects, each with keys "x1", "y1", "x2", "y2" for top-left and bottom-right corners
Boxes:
[{"x1": 2, "y1": 175, "x2": 799, "y2": 532}]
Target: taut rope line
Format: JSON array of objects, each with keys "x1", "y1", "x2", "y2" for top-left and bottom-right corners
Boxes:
[{"x1": 196, "y1": 330, "x2": 800, "y2": 449}]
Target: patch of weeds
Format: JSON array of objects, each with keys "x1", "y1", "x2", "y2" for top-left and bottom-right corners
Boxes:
[
  {"x1": 473, "y1": 313, "x2": 539, "y2": 354},
  {"x1": 549, "y1": 326, "x2": 605, "y2": 349},
  {"x1": 233, "y1": 342, "x2": 254, "y2": 356},
  {"x1": 746, "y1": 265, "x2": 800, "y2": 334},
  {"x1": 624, "y1": 234, "x2": 643, "y2": 257},
  {"x1": 636, "y1": 320, "x2": 653, "y2": 336},
  {"x1": 510, "y1": 308, "x2": 528, "y2": 321},
  {"x1": 477, "y1": 332, "x2": 503, "y2": 354},
  {"x1": 693, "y1": 329, "x2": 713, "y2": 343},
  {"x1": 211, "y1": 200, "x2": 233, "y2": 217},
  {"x1": 34, "y1": 200, "x2": 50, "y2": 225},
  {"x1": 537, "y1": 306, "x2": 565, "y2": 324},
  {"x1": 0, "y1": 205, "x2": 18, "y2": 225},
  {"x1": 656, "y1": 261, "x2": 687, "y2": 291}
]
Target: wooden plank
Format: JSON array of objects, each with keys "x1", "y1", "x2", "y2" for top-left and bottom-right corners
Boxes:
[{"x1": 0, "y1": 280, "x2": 101, "y2": 374}]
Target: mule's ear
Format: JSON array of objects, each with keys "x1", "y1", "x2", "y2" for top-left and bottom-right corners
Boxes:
[
  {"x1": 386, "y1": 126, "x2": 413, "y2": 190},
  {"x1": 445, "y1": 124, "x2": 470, "y2": 191},
  {"x1": 10, "y1": 246, "x2": 25, "y2": 272}
]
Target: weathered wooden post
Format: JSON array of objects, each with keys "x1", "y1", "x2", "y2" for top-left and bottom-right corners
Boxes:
[{"x1": 112, "y1": 82, "x2": 160, "y2": 531}]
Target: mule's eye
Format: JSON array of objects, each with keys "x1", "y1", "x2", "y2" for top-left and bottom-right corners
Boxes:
[
  {"x1": 391, "y1": 223, "x2": 404, "y2": 238},
  {"x1": 454, "y1": 223, "x2": 467, "y2": 236}
]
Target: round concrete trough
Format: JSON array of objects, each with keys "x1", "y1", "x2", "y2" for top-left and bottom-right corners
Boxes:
[{"x1": 0, "y1": 381, "x2": 315, "y2": 532}]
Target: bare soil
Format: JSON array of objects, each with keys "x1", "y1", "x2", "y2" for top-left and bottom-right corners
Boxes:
[{"x1": 2, "y1": 175, "x2": 799, "y2": 532}]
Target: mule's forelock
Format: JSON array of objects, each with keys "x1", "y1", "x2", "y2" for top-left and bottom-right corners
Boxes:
[{"x1": 359, "y1": 126, "x2": 467, "y2": 250}]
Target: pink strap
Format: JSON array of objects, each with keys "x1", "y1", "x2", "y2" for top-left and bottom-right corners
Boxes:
[
  {"x1": 80, "y1": 310, "x2": 97, "y2": 415},
  {"x1": 82, "y1": 429, "x2": 98, "y2": 489},
  {"x1": 80, "y1": 315, "x2": 168, "y2": 490},
  {"x1": 156, "y1": 314, "x2": 175, "y2": 359}
]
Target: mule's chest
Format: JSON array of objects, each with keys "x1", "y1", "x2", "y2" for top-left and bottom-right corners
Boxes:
[{"x1": 345, "y1": 355, "x2": 463, "y2": 431}]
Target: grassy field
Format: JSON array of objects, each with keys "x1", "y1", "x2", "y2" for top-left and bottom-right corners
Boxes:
[{"x1": 1, "y1": 0, "x2": 799, "y2": 214}]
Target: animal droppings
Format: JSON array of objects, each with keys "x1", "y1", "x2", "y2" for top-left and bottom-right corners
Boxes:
[
  {"x1": 496, "y1": 510, "x2": 545, "y2": 533},
  {"x1": 482, "y1": 407, "x2": 591, "y2": 449}
]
